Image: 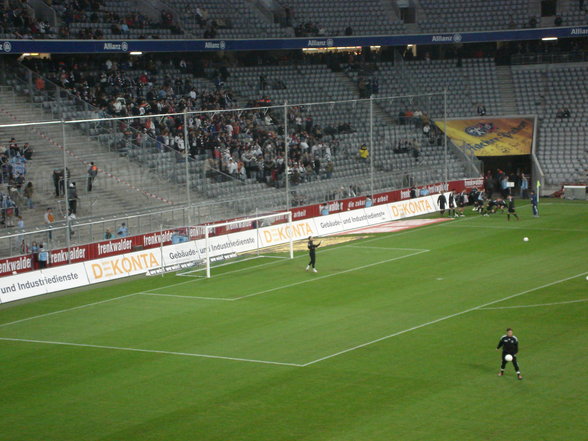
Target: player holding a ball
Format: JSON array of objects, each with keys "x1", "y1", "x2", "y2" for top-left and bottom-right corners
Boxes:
[{"x1": 497, "y1": 328, "x2": 522, "y2": 379}]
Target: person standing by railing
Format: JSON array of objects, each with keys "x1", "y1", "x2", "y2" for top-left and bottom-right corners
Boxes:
[
  {"x1": 38, "y1": 245, "x2": 49, "y2": 269},
  {"x1": 23, "y1": 182, "x2": 34, "y2": 208},
  {"x1": 87, "y1": 162, "x2": 98, "y2": 192},
  {"x1": 44, "y1": 207, "x2": 54, "y2": 240}
]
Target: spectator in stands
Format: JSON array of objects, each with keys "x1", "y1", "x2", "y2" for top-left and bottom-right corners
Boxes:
[
  {"x1": 104, "y1": 228, "x2": 113, "y2": 240},
  {"x1": 87, "y1": 162, "x2": 98, "y2": 191},
  {"x1": 67, "y1": 182, "x2": 78, "y2": 214},
  {"x1": 410, "y1": 185, "x2": 417, "y2": 199},
  {"x1": 554, "y1": 15, "x2": 562, "y2": 26},
  {"x1": 38, "y1": 245, "x2": 48, "y2": 269},
  {"x1": 117, "y1": 222, "x2": 128, "y2": 237},
  {"x1": 23, "y1": 182, "x2": 34, "y2": 208},
  {"x1": 358, "y1": 144, "x2": 369, "y2": 162},
  {"x1": 528, "y1": 16, "x2": 537, "y2": 28},
  {"x1": 52, "y1": 168, "x2": 61, "y2": 196},
  {"x1": 22, "y1": 143, "x2": 33, "y2": 160},
  {"x1": 325, "y1": 161, "x2": 334, "y2": 179},
  {"x1": 44, "y1": 208, "x2": 54, "y2": 240},
  {"x1": 66, "y1": 208, "x2": 76, "y2": 238},
  {"x1": 477, "y1": 104, "x2": 487, "y2": 116}
]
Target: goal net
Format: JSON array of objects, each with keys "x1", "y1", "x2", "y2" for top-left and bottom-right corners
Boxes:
[{"x1": 177, "y1": 211, "x2": 294, "y2": 278}]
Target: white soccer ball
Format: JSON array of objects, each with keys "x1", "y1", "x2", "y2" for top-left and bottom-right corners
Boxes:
[
  {"x1": 523, "y1": 237, "x2": 529, "y2": 242},
  {"x1": 12, "y1": 271, "x2": 16, "y2": 275},
  {"x1": 504, "y1": 354, "x2": 513, "y2": 362}
]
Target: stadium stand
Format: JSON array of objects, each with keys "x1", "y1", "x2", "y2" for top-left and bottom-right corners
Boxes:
[
  {"x1": 1, "y1": 0, "x2": 583, "y2": 40},
  {"x1": 345, "y1": 58, "x2": 502, "y2": 117},
  {"x1": 162, "y1": 0, "x2": 292, "y2": 39},
  {"x1": 560, "y1": 0, "x2": 588, "y2": 26},
  {"x1": 418, "y1": 0, "x2": 530, "y2": 32},
  {"x1": 48, "y1": 0, "x2": 184, "y2": 40},
  {"x1": 274, "y1": 0, "x2": 406, "y2": 36},
  {"x1": 0, "y1": 0, "x2": 55, "y2": 40},
  {"x1": 0, "y1": 54, "x2": 472, "y2": 231},
  {"x1": 512, "y1": 62, "x2": 588, "y2": 185}
]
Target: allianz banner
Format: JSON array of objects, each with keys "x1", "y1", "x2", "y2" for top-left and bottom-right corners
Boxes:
[{"x1": 435, "y1": 117, "x2": 534, "y2": 157}]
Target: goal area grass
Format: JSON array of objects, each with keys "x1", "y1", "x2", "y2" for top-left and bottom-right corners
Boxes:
[{"x1": 0, "y1": 199, "x2": 587, "y2": 441}]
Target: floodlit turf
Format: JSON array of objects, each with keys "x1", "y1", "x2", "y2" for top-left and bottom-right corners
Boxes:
[{"x1": 1, "y1": 199, "x2": 587, "y2": 441}]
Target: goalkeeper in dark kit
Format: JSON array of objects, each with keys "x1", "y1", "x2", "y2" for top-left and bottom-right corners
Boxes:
[{"x1": 306, "y1": 236, "x2": 322, "y2": 273}]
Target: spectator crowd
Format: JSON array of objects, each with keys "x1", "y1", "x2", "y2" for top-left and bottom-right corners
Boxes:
[{"x1": 25, "y1": 55, "x2": 344, "y2": 193}]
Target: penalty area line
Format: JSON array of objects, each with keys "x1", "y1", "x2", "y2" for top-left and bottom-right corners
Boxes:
[
  {"x1": 301, "y1": 271, "x2": 588, "y2": 366},
  {"x1": 479, "y1": 298, "x2": 588, "y2": 310},
  {"x1": 0, "y1": 337, "x2": 303, "y2": 367},
  {"x1": 232, "y1": 249, "x2": 430, "y2": 301},
  {"x1": 138, "y1": 292, "x2": 236, "y2": 302},
  {"x1": 0, "y1": 293, "x2": 141, "y2": 329}
]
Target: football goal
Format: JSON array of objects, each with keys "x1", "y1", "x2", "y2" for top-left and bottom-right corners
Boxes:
[{"x1": 177, "y1": 211, "x2": 294, "y2": 278}]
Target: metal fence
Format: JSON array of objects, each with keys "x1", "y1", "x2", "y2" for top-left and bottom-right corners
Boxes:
[{"x1": 0, "y1": 68, "x2": 481, "y2": 260}]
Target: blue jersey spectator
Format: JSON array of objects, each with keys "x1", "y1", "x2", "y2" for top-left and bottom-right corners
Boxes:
[
  {"x1": 38, "y1": 247, "x2": 49, "y2": 268},
  {"x1": 117, "y1": 222, "x2": 129, "y2": 237}
]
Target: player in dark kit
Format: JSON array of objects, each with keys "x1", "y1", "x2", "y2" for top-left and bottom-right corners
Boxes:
[
  {"x1": 437, "y1": 192, "x2": 447, "y2": 216},
  {"x1": 530, "y1": 191, "x2": 539, "y2": 217},
  {"x1": 497, "y1": 328, "x2": 523, "y2": 380},
  {"x1": 448, "y1": 191, "x2": 456, "y2": 217},
  {"x1": 506, "y1": 195, "x2": 519, "y2": 221},
  {"x1": 306, "y1": 236, "x2": 321, "y2": 273}
]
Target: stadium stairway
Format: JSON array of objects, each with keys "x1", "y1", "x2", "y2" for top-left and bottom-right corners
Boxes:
[
  {"x1": 496, "y1": 66, "x2": 518, "y2": 115},
  {"x1": 0, "y1": 89, "x2": 187, "y2": 225}
]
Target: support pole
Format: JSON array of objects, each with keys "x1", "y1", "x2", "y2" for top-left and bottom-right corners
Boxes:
[
  {"x1": 160, "y1": 219, "x2": 165, "y2": 278},
  {"x1": 183, "y1": 109, "x2": 192, "y2": 227},
  {"x1": 443, "y1": 88, "x2": 448, "y2": 189},
  {"x1": 62, "y1": 118, "x2": 71, "y2": 263},
  {"x1": 369, "y1": 95, "x2": 374, "y2": 197},
  {"x1": 205, "y1": 225, "x2": 211, "y2": 279},
  {"x1": 284, "y1": 101, "x2": 290, "y2": 210}
]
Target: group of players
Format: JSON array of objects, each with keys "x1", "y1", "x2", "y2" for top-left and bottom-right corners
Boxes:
[{"x1": 438, "y1": 188, "x2": 539, "y2": 220}]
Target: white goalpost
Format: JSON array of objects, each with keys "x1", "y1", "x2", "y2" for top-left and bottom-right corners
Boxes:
[{"x1": 177, "y1": 211, "x2": 294, "y2": 279}]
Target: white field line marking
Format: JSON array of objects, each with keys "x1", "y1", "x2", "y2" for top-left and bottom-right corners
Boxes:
[
  {"x1": 348, "y1": 246, "x2": 430, "y2": 251},
  {"x1": 0, "y1": 293, "x2": 140, "y2": 329},
  {"x1": 141, "y1": 240, "x2": 360, "y2": 294},
  {"x1": 142, "y1": 237, "x2": 429, "y2": 294},
  {"x1": 301, "y1": 271, "x2": 588, "y2": 366},
  {"x1": 139, "y1": 292, "x2": 235, "y2": 302},
  {"x1": 479, "y1": 298, "x2": 588, "y2": 310},
  {"x1": 0, "y1": 337, "x2": 303, "y2": 367},
  {"x1": 232, "y1": 250, "x2": 429, "y2": 301},
  {"x1": 540, "y1": 202, "x2": 588, "y2": 206},
  {"x1": 442, "y1": 224, "x2": 588, "y2": 233},
  {"x1": 140, "y1": 250, "x2": 429, "y2": 302}
]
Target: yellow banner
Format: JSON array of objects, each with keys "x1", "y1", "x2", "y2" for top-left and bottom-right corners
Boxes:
[{"x1": 435, "y1": 118, "x2": 534, "y2": 157}]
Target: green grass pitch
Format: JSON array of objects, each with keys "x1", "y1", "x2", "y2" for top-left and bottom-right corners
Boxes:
[{"x1": 1, "y1": 199, "x2": 587, "y2": 441}]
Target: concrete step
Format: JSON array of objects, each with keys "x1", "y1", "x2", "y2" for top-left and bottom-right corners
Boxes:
[
  {"x1": 496, "y1": 66, "x2": 519, "y2": 115},
  {"x1": 0, "y1": 93, "x2": 189, "y2": 229}
]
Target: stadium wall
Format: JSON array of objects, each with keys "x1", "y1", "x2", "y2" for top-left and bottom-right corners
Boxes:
[{"x1": 0, "y1": 26, "x2": 586, "y2": 53}]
